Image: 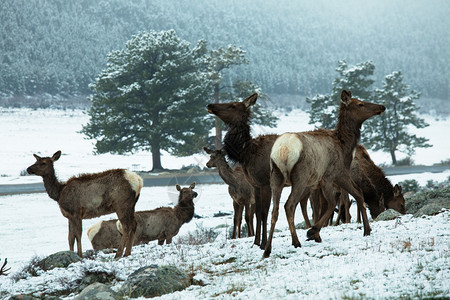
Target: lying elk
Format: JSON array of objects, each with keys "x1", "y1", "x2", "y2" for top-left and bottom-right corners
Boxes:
[
  {"x1": 27, "y1": 151, "x2": 143, "y2": 258},
  {"x1": 207, "y1": 93, "x2": 278, "y2": 249},
  {"x1": 116, "y1": 183, "x2": 198, "y2": 245},
  {"x1": 204, "y1": 147, "x2": 255, "y2": 238},
  {"x1": 264, "y1": 90, "x2": 385, "y2": 257}
]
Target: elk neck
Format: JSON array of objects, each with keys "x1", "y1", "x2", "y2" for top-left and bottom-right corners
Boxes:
[
  {"x1": 215, "y1": 159, "x2": 238, "y2": 187},
  {"x1": 42, "y1": 171, "x2": 65, "y2": 201},
  {"x1": 223, "y1": 120, "x2": 253, "y2": 164},
  {"x1": 175, "y1": 198, "x2": 195, "y2": 224},
  {"x1": 335, "y1": 108, "x2": 363, "y2": 167}
]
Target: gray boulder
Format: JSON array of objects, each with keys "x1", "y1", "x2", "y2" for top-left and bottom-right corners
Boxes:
[
  {"x1": 414, "y1": 202, "x2": 447, "y2": 217},
  {"x1": 74, "y1": 283, "x2": 118, "y2": 300},
  {"x1": 120, "y1": 264, "x2": 191, "y2": 298},
  {"x1": 39, "y1": 251, "x2": 81, "y2": 271},
  {"x1": 375, "y1": 209, "x2": 402, "y2": 221}
]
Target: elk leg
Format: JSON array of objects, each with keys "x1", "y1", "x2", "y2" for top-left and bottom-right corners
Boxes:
[
  {"x1": 158, "y1": 239, "x2": 164, "y2": 245},
  {"x1": 286, "y1": 188, "x2": 310, "y2": 247},
  {"x1": 264, "y1": 166, "x2": 284, "y2": 258},
  {"x1": 299, "y1": 190, "x2": 312, "y2": 228},
  {"x1": 116, "y1": 208, "x2": 137, "y2": 258},
  {"x1": 166, "y1": 237, "x2": 172, "y2": 244},
  {"x1": 260, "y1": 185, "x2": 271, "y2": 249},
  {"x1": 336, "y1": 178, "x2": 371, "y2": 236},
  {"x1": 68, "y1": 219, "x2": 76, "y2": 252},
  {"x1": 244, "y1": 203, "x2": 254, "y2": 237},
  {"x1": 253, "y1": 187, "x2": 262, "y2": 246},
  {"x1": 307, "y1": 183, "x2": 336, "y2": 243}
]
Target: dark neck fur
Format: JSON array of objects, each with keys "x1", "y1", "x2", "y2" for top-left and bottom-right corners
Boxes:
[
  {"x1": 223, "y1": 120, "x2": 253, "y2": 164},
  {"x1": 175, "y1": 199, "x2": 195, "y2": 224},
  {"x1": 42, "y1": 171, "x2": 65, "y2": 201}
]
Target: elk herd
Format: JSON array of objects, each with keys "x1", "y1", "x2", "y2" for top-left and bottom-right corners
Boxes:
[{"x1": 25, "y1": 90, "x2": 405, "y2": 260}]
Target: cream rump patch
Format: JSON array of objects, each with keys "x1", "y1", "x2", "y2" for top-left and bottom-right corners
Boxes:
[
  {"x1": 124, "y1": 170, "x2": 143, "y2": 195},
  {"x1": 271, "y1": 133, "x2": 302, "y2": 181},
  {"x1": 87, "y1": 220, "x2": 103, "y2": 242}
]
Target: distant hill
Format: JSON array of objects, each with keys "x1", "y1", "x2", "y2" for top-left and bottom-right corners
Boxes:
[{"x1": 1, "y1": 0, "x2": 448, "y2": 100}]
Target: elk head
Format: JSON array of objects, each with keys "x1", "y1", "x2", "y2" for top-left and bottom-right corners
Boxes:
[
  {"x1": 386, "y1": 184, "x2": 406, "y2": 214},
  {"x1": 203, "y1": 147, "x2": 227, "y2": 168},
  {"x1": 339, "y1": 90, "x2": 386, "y2": 126},
  {"x1": 206, "y1": 93, "x2": 258, "y2": 125},
  {"x1": 176, "y1": 182, "x2": 198, "y2": 204},
  {"x1": 27, "y1": 151, "x2": 61, "y2": 176}
]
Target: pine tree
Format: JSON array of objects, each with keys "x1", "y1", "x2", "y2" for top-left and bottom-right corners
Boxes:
[
  {"x1": 81, "y1": 30, "x2": 210, "y2": 171},
  {"x1": 361, "y1": 71, "x2": 431, "y2": 165},
  {"x1": 306, "y1": 60, "x2": 375, "y2": 129}
]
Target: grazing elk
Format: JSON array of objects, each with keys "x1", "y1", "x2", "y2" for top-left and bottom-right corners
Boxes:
[
  {"x1": 116, "y1": 183, "x2": 198, "y2": 245},
  {"x1": 352, "y1": 144, "x2": 406, "y2": 220},
  {"x1": 207, "y1": 93, "x2": 278, "y2": 249},
  {"x1": 204, "y1": 147, "x2": 255, "y2": 238},
  {"x1": 27, "y1": 151, "x2": 143, "y2": 258},
  {"x1": 264, "y1": 90, "x2": 385, "y2": 257}
]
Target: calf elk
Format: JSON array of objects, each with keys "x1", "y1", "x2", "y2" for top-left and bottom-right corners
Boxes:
[
  {"x1": 116, "y1": 182, "x2": 198, "y2": 245},
  {"x1": 265, "y1": 90, "x2": 385, "y2": 257},
  {"x1": 27, "y1": 151, "x2": 143, "y2": 258},
  {"x1": 204, "y1": 147, "x2": 255, "y2": 238}
]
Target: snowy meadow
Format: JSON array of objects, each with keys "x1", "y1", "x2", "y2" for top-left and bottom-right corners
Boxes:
[{"x1": 0, "y1": 107, "x2": 449, "y2": 299}]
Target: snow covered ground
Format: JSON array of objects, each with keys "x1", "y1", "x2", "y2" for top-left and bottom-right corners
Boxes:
[{"x1": 0, "y1": 107, "x2": 449, "y2": 299}]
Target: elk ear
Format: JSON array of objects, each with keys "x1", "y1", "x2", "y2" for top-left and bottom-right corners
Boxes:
[
  {"x1": 203, "y1": 147, "x2": 213, "y2": 154},
  {"x1": 176, "y1": 184, "x2": 181, "y2": 191},
  {"x1": 243, "y1": 93, "x2": 258, "y2": 108},
  {"x1": 33, "y1": 154, "x2": 42, "y2": 160},
  {"x1": 340, "y1": 90, "x2": 352, "y2": 105},
  {"x1": 52, "y1": 151, "x2": 61, "y2": 161},
  {"x1": 190, "y1": 182, "x2": 196, "y2": 189},
  {"x1": 394, "y1": 184, "x2": 402, "y2": 196}
]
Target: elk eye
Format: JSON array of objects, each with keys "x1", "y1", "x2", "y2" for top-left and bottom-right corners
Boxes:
[{"x1": 358, "y1": 103, "x2": 364, "y2": 106}]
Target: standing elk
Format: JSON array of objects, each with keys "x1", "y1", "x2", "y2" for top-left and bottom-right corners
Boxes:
[
  {"x1": 207, "y1": 93, "x2": 278, "y2": 249},
  {"x1": 27, "y1": 151, "x2": 143, "y2": 258},
  {"x1": 116, "y1": 182, "x2": 198, "y2": 245},
  {"x1": 264, "y1": 90, "x2": 385, "y2": 257},
  {"x1": 204, "y1": 147, "x2": 255, "y2": 238}
]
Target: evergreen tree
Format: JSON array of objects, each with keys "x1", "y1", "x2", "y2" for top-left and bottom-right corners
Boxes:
[
  {"x1": 306, "y1": 60, "x2": 376, "y2": 129},
  {"x1": 361, "y1": 71, "x2": 431, "y2": 165},
  {"x1": 81, "y1": 30, "x2": 210, "y2": 171}
]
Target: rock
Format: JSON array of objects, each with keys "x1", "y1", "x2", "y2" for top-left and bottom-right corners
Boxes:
[
  {"x1": 414, "y1": 203, "x2": 447, "y2": 217},
  {"x1": 76, "y1": 271, "x2": 116, "y2": 293},
  {"x1": 9, "y1": 295, "x2": 40, "y2": 300},
  {"x1": 39, "y1": 251, "x2": 81, "y2": 271},
  {"x1": 120, "y1": 264, "x2": 191, "y2": 298},
  {"x1": 375, "y1": 209, "x2": 402, "y2": 221},
  {"x1": 74, "y1": 283, "x2": 118, "y2": 300}
]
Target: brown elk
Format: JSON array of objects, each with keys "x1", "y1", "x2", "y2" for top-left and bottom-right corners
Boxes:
[
  {"x1": 207, "y1": 93, "x2": 278, "y2": 249},
  {"x1": 352, "y1": 144, "x2": 406, "y2": 220},
  {"x1": 204, "y1": 147, "x2": 255, "y2": 238},
  {"x1": 264, "y1": 90, "x2": 385, "y2": 257},
  {"x1": 116, "y1": 182, "x2": 197, "y2": 245},
  {"x1": 27, "y1": 151, "x2": 143, "y2": 258},
  {"x1": 87, "y1": 219, "x2": 124, "y2": 251}
]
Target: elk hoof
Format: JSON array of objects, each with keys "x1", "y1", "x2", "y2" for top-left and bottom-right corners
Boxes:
[
  {"x1": 293, "y1": 241, "x2": 302, "y2": 248},
  {"x1": 364, "y1": 227, "x2": 372, "y2": 236},
  {"x1": 263, "y1": 249, "x2": 271, "y2": 258},
  {"x1": 306, "y1": 228, "x2": 317, "y2": 241}
]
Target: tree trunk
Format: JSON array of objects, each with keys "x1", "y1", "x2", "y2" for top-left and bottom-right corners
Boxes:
[
  {"x1": 213, "y1": 84, "x2": 222, "y2": 150},
  {"x1": 151, "y1": 143, "x2": 163, "y2": 171},
  {"x1": 390, "y1": 149, "x2": 397, "y2": 166}
]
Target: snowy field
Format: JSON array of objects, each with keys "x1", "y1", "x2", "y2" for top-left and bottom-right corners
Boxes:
[{"x1": 0, "y1": 108, "x2": 449, "y2": 299}]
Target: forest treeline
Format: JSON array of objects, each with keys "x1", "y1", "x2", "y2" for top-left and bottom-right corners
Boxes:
[{"x1": 1, "y1": 0, "x2": 448, "y2": 100}]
